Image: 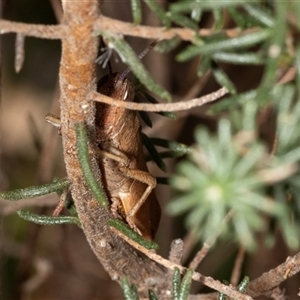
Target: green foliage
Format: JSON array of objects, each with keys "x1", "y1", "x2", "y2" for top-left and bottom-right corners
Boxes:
[
  {"x1": 130, "y1": 0, "x2": 142, "y2": 25},
  {"x1": 75, "y1": 122, "x2": 108, "y2": 208},
  {"x1": 150, "y1": 138, "x2": 190, "y2": 156},
  {"x1": 237, "y1": 276, "x2": 250, "y2": 293},
  {"x1": 211, "y1": 62, "x2": 236, "y2": 94},
  {"x1": 172, "y1": 268, "x2": 194, "y2": 300},
  {"x1": 148, "y1": 290, "x2": 158, "y2": 300},
  {"x1": 143, "y1": 0, "x2": 170, "y2": 27},
  {"x1": 166, "y1": 11, "x2": 199, "y2": 31},
  {"x1": 168, "y1": 106, "x2": 300, "y2": 250},
  {"x1": 176, "y1": 269, "x2": 193, "y2": 300},
  {"x1": 211, "y1": 52, "x2": 265, "y2": 65},
  {"x1": 142, "y1": 133, "x2": 167, "y2": 172},
  {"x1": 176, "y1": 29, "x2": 273, "y2": 62},
  {"x1": 121, "y1": 277, "x2": 139, "y2": 300},
  {"x1": 172, "y1": 268, "x2": 181, "y2": 300},
  {"x1": 108, "y1": 219, "x2": 159, "y2": 250},
  {"x1": 154, "y1": 35, "x2": 181, "y2": 53},
  {"x1": 105, "y1": 1, "x2": 279, "y2": 105},
  {"x1": 218, "y1": 276, "x2": 249, "y2": 299},
  {"x1": 135, "y1": 1, "x2": 297, "y2": 252},
  {"x1": 120, "y1": 268, "x2": 193, "y2": 300},
  {"x1": 243, "y1": 3, "x2": 275, "y2": 27},
  {"x1": 17, "y1": 210, "x2": 80, "y2": 226},
  {"x1": 212, "y1": 8, "x2": 224, "y2": 30},
  {"x1": 170, "y1": 1, "x2": 249, "y2": 13},
  {"x1": 0, "y1": 178, "x2": 70, "y2": 200},
  {"x1": 0, "y1": 178, "x2": 78, "y2": 226}
]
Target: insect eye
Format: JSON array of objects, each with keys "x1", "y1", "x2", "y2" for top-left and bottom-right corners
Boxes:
[{"x1": 123, "y1": 84, "x2": 129, "y2": 101}]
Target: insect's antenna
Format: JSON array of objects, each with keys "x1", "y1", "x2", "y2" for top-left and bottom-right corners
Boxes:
[
  {"x1": 138, "y1": 39, "x2": 159, "y2": 60},
  {"x1": 119, "y1": 39, "x2": 159, "y2": 81}
]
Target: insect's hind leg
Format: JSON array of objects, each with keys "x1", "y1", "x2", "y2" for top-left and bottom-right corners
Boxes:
[
  {"x1": 119, "y1": 167, "x2": 156, "y2": 220},
  {"x1": 97, "y1": 145, "x2": 157, "y2": 224}
]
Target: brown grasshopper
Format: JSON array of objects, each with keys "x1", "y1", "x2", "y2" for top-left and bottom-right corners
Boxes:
[
  {"x1": 95, "y1": 70, "x2": 161, "y2": 241},
  {"x1": 46, "y1": 43, "x2": 161, "y2": 240}
]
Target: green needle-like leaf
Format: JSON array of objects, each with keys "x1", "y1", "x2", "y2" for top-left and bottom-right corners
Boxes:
[
  {"x1": 17, "y1": 210, "x2": 81, "y2": 227},
  {"x1": 179, "y1": 269, "x2": 193, "y2": 300},
  {"x1": 237, "y1": 276, "x2": 250, "y2": 293},
  {"x1": 143, "y1": 0, "x2": 170, "y2": 27},
  {"x1": 167, "y1": 12, "x2": 199, "y2": 31},
  {"x1": 212, "y1": 52, "x2": 265, "y2": 65},
  {"x1": 121, "y1": 277, "x2": 139, "y2": 300},
  {"x1": 170, "y1": 1, "x2": 247, "y2": 13},
  {"x1": 131, "y1": 0, "x2": 142, "y2": 25},
  {"x1": 142, "y1": 133, "x2": 167, "y2": 172},
  {"x1": 108, "y1": 219, "x2": 159, "y2": 250},
  {"x1": 0, "y1": 179, "x2": 70, "y2": 200},
  {"x1": 213, "y1": 8, "x2": 224, "y2": 30},
  {"x1": 243, "y1": 4, "x2": 275, "y2": 28},
  {"x1": 177, "y1": 29, "x2": 273, "y2": 61},
  {"x1": 154, "y1": 35, "x2": 181, "y2": 53},
  {"x1": 172, "y1": 267, "x2": 181, "y2": 300},
  {"x1": 75, "y1": 122, "x2": 108, "y2": 208},
  {"x1": 211, "y1": 62, "x2": 236, "y2": 94}
]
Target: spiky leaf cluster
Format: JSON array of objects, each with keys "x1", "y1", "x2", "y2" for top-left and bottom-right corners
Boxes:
[{"x1": 168, "y1": 98, "x2": 300, "y2": 250}]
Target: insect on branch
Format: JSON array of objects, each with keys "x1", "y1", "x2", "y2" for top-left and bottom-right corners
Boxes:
[{"x1": 90, "y1": 87, "x2": 228, "y2": 112}]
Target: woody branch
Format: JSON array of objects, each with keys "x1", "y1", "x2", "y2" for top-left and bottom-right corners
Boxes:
[{"x1": 56, "y1": 0, "x2": 167, "y2": 294}]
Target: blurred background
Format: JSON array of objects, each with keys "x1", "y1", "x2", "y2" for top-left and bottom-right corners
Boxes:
[{"x1": 0, "y1": 1, "x2": 299, "y2": 299}]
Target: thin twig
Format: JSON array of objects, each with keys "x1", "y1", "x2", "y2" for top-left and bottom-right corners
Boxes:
[
  {"x1": 90, "y1": 87, "x2": 228, "y2": 112},
  {"x1": 230, "y1": 247, "x2": 246, "y2": 287},
  {"x1": 0, "y1": 17, "x2": 260, "y2": 43},
  {"x1": 247, "y1": 251, "x2": 300, "y2": 298},
  {"x1": 110, "y1": 226, "x2": 253, "y2": 300},
  {"x1": 0, "y1": 20, "x2": 65, "y2": 39},
  {"x1": 188, "y1": 242, "x2": 210, "y2": 271},
  {"x1": 52, "y1": 188, "x2": 68, "y2": 216},
  {"x1": 95, "y1": 15, "x2": 260, "y2": 41}
]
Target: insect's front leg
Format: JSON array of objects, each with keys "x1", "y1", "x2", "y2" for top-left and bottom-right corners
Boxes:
[
  {"x1": 96, "y1": 146, "x2": 130, "y2": 166},
  {"x1": 45, "y1": 113, "x2": 62, "y2": 134}
]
